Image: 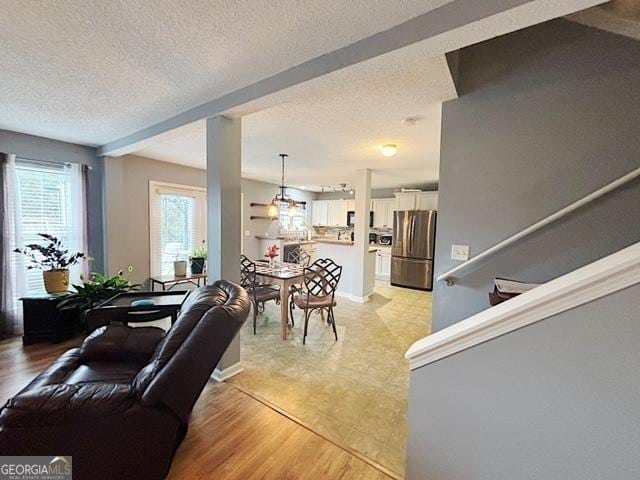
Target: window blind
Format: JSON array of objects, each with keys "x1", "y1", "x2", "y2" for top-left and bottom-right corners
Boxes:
[
  {"x1": 12, "y1": 159, "x2": 74, "y2": 293},
  {"x1": 149, "y1": 182, "x2": 207, "y2": 276}
]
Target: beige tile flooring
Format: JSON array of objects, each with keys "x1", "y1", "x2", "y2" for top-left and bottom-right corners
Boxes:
[{"x1": 228, "y1": 281, "x2": 431, "y2": 477}]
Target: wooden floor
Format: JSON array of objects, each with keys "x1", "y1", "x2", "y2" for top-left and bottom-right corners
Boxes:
[{"x1": 0, "y1": 337, "x2": 393, "y2": 480}]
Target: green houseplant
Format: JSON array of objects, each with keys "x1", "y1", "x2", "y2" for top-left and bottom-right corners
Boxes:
[
  {"x1": 190, "y1": 240, "x2": 207, "y2": 274},
  {"x1": 57, "y1": 267, "x2": 141, "y2": 312},
  {"x1": 13, "y1": 233, "x2": 85, "y2": 294}
]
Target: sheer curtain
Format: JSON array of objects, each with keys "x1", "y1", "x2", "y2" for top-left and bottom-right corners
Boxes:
[
  {"x1": 68, "y1": 163, "x2": 90, "y2": 282},
  {"x1": 0, "y1": 153, "x2": 23, "y2": 336}
]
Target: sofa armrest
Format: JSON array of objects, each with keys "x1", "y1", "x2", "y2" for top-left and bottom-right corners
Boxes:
[
  {"x1": 0, "y1": 383, "x2": 136, "y2": 428},
  {"x1": 79, "y1": 325, "x2": 165, "y2": 364}
]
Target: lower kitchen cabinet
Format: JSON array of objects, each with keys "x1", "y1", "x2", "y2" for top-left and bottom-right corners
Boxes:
[{"x1": 375, "y1": 247, "x2": 392, "y2": 281}]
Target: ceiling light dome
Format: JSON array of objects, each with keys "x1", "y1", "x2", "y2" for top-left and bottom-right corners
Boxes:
[{"x1": 381, "y1": 144, "x2": 397, "y2": 157}]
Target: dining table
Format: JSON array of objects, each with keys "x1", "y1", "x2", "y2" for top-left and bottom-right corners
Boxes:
[{"x1": 254, "y1": 260, "x2": 309, "y2": 340}]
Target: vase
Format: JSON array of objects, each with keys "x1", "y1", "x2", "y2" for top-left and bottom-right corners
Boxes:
[
  {"x1": 174, "y1": 260, "x2": 188, "y2": 277},
  {"x1": 43, "y1": 270, "x2": 70, "y2": 294},
  {"x1": 269, "y1": 257, "x2": 275, "y2": 269}
]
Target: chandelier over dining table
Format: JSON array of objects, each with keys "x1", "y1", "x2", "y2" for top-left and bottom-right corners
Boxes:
[{"x1": 267, "y1": 153, "x2": 301, "y2": 218}]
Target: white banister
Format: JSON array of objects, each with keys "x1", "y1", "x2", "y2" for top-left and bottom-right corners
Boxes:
[
  {"x1": 407, "y1": 241, "x2": 640, "y2": 370},
  {"x1": 437, "y1": 166, "x2": 640, "y2": 285}
]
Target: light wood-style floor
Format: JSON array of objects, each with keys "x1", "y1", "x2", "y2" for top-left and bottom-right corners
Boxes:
[{"x1": 0, "y1": 337, "x2": 393, "y2": 480}]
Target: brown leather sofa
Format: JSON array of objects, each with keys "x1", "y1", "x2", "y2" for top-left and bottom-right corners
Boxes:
[{"x1": 0, "y1": 281, "x2": 249, "y2": 480}]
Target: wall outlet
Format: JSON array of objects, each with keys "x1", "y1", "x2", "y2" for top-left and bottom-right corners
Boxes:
[
  {"x1": 244, "y1": 230, "x2": 251, "y2": 237},
  {"x1": 451, "y1": 244, "x2": 470, "y2": 261}
]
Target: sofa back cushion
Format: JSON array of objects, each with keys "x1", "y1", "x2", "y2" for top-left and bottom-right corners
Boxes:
[{"x1": 134, "y1": 281, "x2": 249, "y2": 421}]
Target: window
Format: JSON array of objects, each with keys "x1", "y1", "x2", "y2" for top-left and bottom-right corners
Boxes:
[
  {"x1": 279, "y1": 203, "x2": 307, "y2": 233},
  {"x1": 149, "y1": 181, "x2": 206, "y2": 276},
  {"x1": 11, "y1": 159, "x2": 84, "y2": 294}
]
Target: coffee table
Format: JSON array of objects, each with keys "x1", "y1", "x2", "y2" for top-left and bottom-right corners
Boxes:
[{"x1": 85, "y1": 291, "x2": 190, "y2": 330}]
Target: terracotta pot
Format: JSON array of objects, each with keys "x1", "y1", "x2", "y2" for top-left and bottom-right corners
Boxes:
[{"x1": 43, "y1": 270, "x2": 70, "y2": 294}]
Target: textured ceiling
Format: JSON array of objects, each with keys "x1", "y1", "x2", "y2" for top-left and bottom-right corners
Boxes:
[
  {"x1": 136, "y1": 46, "x2": 456, "y2": 190},
  {"x1": 0, "y1": 0, "x2": 452, "y2": 146}
]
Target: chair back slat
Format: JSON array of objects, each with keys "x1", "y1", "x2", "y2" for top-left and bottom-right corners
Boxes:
[
  {"x1": 240, "y1": 255, "x2": 257, "y2": 290},
  {"x1": 304, "y1": 258, "x2": 342, "y2": 298}
]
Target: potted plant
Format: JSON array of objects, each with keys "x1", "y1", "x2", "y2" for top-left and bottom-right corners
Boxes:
[
  {"x1": 14, "y1": 233, "x2": 85, "y2": 294},
  {"x1": 190, "y1": 240, "x2": 207, "y2": 274},
  {"x1": 57, "y1": 267, "x2": 141, "y2": 312}
]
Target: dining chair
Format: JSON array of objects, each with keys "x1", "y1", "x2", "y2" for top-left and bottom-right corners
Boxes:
[
  {"x1": 289, "y1": 258, "x2": 342, "y2": 344},
  {"x1": 287, "y1": 246, "x2": 311, "y2": 267},
  {"x1": 286, "y1": 246, "x2": 312, "y2": 327},
  {"x1": 240, "y1": 255, "x2": 281, "y2": 334}
]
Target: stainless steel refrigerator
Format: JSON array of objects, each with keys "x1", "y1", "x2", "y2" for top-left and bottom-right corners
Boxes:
[{"x1": 391, "y1": 210, "x2": 436, "y2": 290}]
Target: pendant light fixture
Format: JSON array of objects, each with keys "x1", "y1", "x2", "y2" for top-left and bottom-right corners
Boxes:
[{"x1": 267, "y1": 153, "x2": 300, "y2": 218}]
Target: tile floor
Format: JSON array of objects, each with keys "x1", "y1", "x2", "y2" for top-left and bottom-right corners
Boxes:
[{"x1": 228, "y1": 281, "x2": 431, "y2": 477}]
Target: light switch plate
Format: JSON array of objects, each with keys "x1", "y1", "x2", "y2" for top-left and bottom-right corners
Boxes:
[
  {"x1": 244, "y1": 230, "x2": 251, "y2": 237},
  {"x1": 451, "y1": 244, "x2": 470, "y2": 261}
]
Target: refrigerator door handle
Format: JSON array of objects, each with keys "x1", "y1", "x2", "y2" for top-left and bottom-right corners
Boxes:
[{"x1": 409, "y1": 214, "x2": 415, "y2": 256}]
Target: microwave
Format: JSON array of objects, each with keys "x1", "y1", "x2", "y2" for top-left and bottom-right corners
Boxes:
[{"x1": 346, "y1": 211, "x2": 374, "y2": 227}]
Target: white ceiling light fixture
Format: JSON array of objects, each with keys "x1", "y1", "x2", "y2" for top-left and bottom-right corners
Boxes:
[{"x1": 381, "y1": 144, "x2": 398, "y2": 157}]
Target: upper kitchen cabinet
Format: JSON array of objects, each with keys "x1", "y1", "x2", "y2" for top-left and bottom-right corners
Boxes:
[
  {"x1": 312, "y1": 200, "x2": 329, "y2": 226},
  {"x1": 394, "y1": 192, "x2": 416, "y2": 210},
  {"x1": 346, "y1": 199, "x2": 355, "y2": 212},
  {"x1": 328, "y1": 199, "x2": 348, "y2": 226},
  {"x1": 312, "y1": 199, "x2": 348, "y2": 226},
  {"x1": 372, "y1": 198, "x2": 395, "y2": 228},
  {"x1": 394, "y1": 191, "x2": 438, "y2": 211},
  {"x1": 416, "y1": 192, "x2": 438, "y2": 210}
]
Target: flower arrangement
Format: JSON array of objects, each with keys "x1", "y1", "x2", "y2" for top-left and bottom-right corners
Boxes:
[{"x1": 264, "y1": 244, "x2": 280, "y2": 259}]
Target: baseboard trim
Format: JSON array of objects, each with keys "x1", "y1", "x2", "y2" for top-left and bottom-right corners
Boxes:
[
  {"x1": 335, "y1": 291, "x2": 373, "y2": 303},
  {"x1": 350, "y1": 293, "x2": 372, "y2": 303},
  {"x1": 212, "y1": 363, "x2": 244, "y2": 382}
]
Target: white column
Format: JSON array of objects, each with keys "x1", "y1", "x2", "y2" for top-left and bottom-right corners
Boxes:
[
  {"x1": 353, "y1": 168, "x2": 372, "y2": 299},
  {"x1": 206, "y1": 115, "x2": 243, "y2": 380}
]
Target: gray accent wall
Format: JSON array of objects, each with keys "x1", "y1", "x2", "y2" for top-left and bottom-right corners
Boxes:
[
  {"x1": 433, "y1": 19, "x2": 640, "y2": 331},
  {"x1": 0, "y1": 129, "x2": 105, "y2": 272},
  {"x1": 104, "y1": 154, "x2": 314, "y2": 284},
  {"x1": 407, "y1": 283, "x2": 640, "y2": 480},
  {"x1": 104, "y1": 155, "x2": 207, "y2": 285}
]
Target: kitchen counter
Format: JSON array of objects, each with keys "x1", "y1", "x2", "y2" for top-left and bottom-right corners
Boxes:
[
  {"x1": 254, "y1": 236, "x2": 316, "y2": 246},
  {"x1": 314, "y1": 238, "x2": 354, "y2": 245},
  {"x1": 313, "y1": 238, "x2": 379, "y2": 253}
]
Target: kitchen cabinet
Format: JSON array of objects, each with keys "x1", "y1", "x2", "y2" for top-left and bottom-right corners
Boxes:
[
  {"x1": 312, "y1": 200, "x2": 348, "y2": 226},
  {"x1": 346, "y1": 199, "x2": 355, "y2": 212},
  {"x1": 312, "y1": 200, "x2": 329, "y2": 226},
  {"x1": 371, "y1": 198, "x2": 395, "y2": 228},
  {"x1": 375, "y1": 247, "x2": 392, "y2": 281},
  {"x1": 327, "y1": 200, "x2": 348, "y2": 226},
  {"x1": 416, "y1": 192, "x2": 438, "y2": 211},
  {"x1": 394, "y1": 191, "x2": 439, "y2": 211},
  {"x1": 395, "y1": 192, "x2": 416, "y2": 211}
]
